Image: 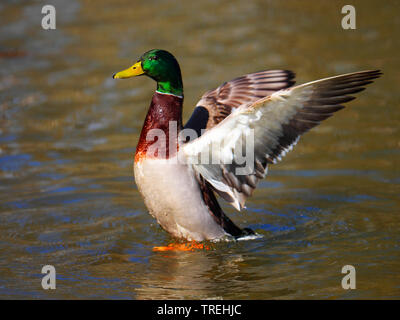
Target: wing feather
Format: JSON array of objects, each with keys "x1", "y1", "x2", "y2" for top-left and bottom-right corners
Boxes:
[
  {"x1": 184, "y1": 70, "x2": 296, "y2": 134},
  {"x1": 182, "y1": 70, "x2": 382, "y2": 210}
]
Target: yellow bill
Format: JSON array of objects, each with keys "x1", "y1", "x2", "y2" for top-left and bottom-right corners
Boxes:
[{"x1": 113, "y1": 61, "x2": 144, "y2": 79}]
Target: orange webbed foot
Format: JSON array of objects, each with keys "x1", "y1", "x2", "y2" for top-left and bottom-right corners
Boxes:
[{"x1": 153, "y1": 240, "x2": 211, "y2": 252}]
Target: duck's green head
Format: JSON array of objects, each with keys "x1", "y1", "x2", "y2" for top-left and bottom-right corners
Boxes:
[{"x1": 113, "y1": 49, "x2": 183, "y2": 97}]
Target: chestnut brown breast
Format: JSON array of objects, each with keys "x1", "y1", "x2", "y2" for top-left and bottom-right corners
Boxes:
[{"x1": 135, "y1": 92, "x2": 183, "y2": 162}]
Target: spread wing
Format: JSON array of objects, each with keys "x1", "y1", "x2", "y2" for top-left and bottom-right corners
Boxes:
[
  {"x1": 184, "y1": 70, "x2": 295, "y2": 136},
  {"x1": 181, "y1": 70, "x2": 382, "y2": 210}
]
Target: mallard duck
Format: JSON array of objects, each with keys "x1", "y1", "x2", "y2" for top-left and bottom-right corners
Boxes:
[{"x1": 113, "y1": 49, "x2": 381, "y2": 242}]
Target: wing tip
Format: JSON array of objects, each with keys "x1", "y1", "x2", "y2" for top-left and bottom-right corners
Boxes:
[
  {"x1": 359, "y1": 69, "x2": 383, "y2": 79},
  {"x1": 342, "y1": 69, "x2": 383, "y2": 81}
]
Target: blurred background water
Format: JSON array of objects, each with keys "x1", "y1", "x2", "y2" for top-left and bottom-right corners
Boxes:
[{"x1": 0, "y1": 0, "x2": 399, "y2": 299}]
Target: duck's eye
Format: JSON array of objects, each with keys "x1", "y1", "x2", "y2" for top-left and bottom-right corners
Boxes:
[{"x1": 149, "y1": 56, "x2": 158, "y2": 61}]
